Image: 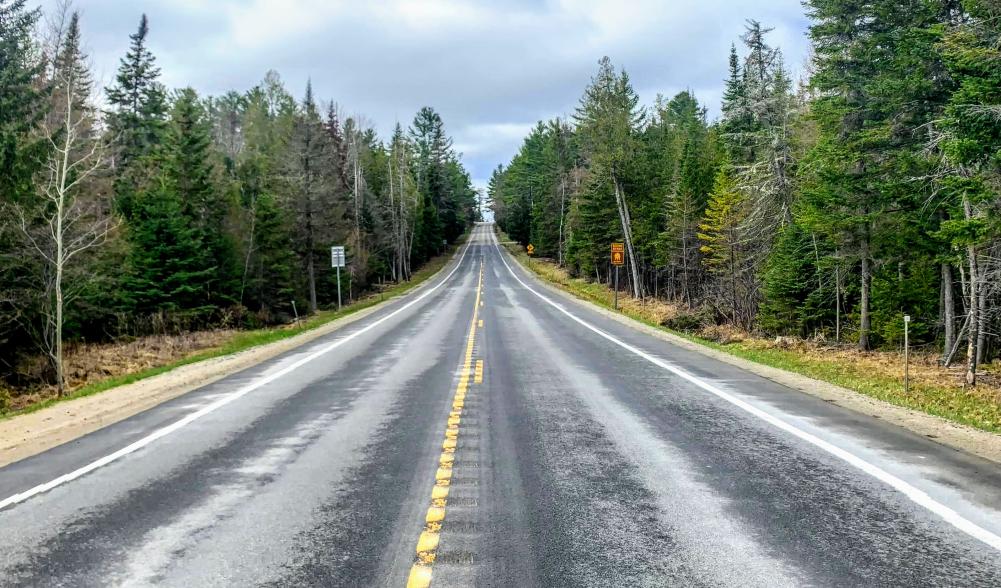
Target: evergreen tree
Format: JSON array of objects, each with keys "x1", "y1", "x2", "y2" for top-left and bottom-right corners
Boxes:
[
  {"x1": 122, "y1": 180, "x2": 215, "y2": 318},
  {"x1": 698, "y1": 166, "x2": 752, "y2": 326},
  {"x1": 106, "y1": 14, "x2": 167, "y2": 172},
  {"x1": 936, "y1": 0, "x2": 1000, "y2": 384},
  {"x1": 574, "y1": 57, "x2": 646, "y2": 297},
  {"x1": 237, "y1": 75, "x2": 297, "y2": 318},
  {"x1": 285, "y1": 81, "x2": 337, "y2": 312},
  {"x1": 166, "y1": 88, "x2": 235, "y2": 306},
  {"x1": 802, "y1": 0, "x2": 884, "y2": 350},
  {"x1": 410, "y1": 107, "x2": 453, "y2": 261},
  {"x1": 0, "y1": 0, "x2": 45, "y2": 204},
  {"x1": 720, "y1": 43, "x2": 756, "y2": 164},
  {"x1": 105, "y1": 13, "x2": 167, "y2": 234}
]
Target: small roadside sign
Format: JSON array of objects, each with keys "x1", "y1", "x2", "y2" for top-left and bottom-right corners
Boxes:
[
  {"x1": 331, "y1": 246, "x2": 346, "y2": 268},
  {"x1": 611, "y1": 242, "x2": 625, "y2": 266},
  {"x1": 331, "y1": 246, "x2": 346, "y2": 310},
  {"x1": 527, "y1": 244, "x2": 535, "y2": 256}
]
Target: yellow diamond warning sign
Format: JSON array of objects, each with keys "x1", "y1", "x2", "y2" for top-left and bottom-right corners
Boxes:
[{"x1": 527, "y1": 244, "x2": 535, "y2": 255}]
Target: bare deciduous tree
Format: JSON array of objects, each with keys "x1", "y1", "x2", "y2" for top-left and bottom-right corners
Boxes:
[{"x1": 10, "y1": 6, "x2": 113, "y2": 395}]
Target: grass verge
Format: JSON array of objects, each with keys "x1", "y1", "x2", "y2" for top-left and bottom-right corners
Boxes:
[
  {"x1": 500, "y1": 233, "x2": 1001, "y2": 434},
  {"x1": 1, "y1": 238, "x2": 465, "y2": 421}
]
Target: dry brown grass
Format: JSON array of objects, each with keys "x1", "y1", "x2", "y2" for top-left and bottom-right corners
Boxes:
[
  {"x1": 7, "y1": 330, "x2": 238, "y2": 412},
  {"x1": 741, "y1": 337, "x2": 1001, "y2": 397}
]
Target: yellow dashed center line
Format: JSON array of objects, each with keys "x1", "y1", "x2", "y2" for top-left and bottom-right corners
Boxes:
[{"x1": 407, "y1": 261, "x2": 484, "y2": 588}]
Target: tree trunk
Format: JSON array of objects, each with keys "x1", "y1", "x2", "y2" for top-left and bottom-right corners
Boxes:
[
  {"x1": 834, "y1": 253, "x2": 842, "y2": 343},
  {"x1": 944, "y1": 316, "x2": 969, "y2": 367},
  {"x1": 612, "y1": 176, "x2": 642, "y2": 299},
  {"x1": 305, "y1": 193, "x2": 317, "y2": 313},
  {"x1": 729, "y1": 243, "x2": 738, "y2": 328},
  {"x1": 858, "y1": 238, "x2": 872, "y2": 351},
  {"x1": 963, "y1": 195, "x2": 979, "y2": 386},
  {"x1": 55, "y1": 201, "x2": 65, "y2": 397},
  {"x1": 942, "y1": 262, "x2": 955, "y2": 362},
  {"x1": 239, "y1": 192, "x2": 256, "y2": 305},
  {"x1": 976, "y1": 281, "x2": 987, "y2": 367},
  {"x1": 557, "y1": 177, "x2": 567, "y2": 266}
]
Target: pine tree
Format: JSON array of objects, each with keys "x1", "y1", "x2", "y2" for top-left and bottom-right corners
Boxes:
[
  {"x1": 122, "y1": 180, "x2": 214, "y2": 317},
  {"x1": 236, "y1": 75, "x2": 297, "y2": 319},
  {"x1": 653, "y1": 91, "x2": 717, "y2": 304},
  {"x1": 802, "y1": 0, "x2": 885, "y2": 350},
  {"x1": 936, "y1": 0, "x2": 1000, "y2": 384},
  {"x1": 285, "y1": 81, "x2": 337, "y2": 312},
  {"x1": 410, "y1": 107, "x2": 454, "y2": 261},
  {"x1": 106, "y1": 14, "x2": 167, "y2": 171},
  {"x1": 720, "y1": 44, "x2": 755, "y2": 164},
  {"x1": 0, "y1": 0, "x2": 46, "y2": 204},
  {"x1": 166, "y1": 88, "x2": 235, "y2": 306},
  {"x1": 574, "y1": 57, "x2": 646, "y2": 298},
  {"x1": 0, "y1": 0, "x2": 46, "y2": 346},
  {"x1": 698, "y1": 166, "x2": 751, "y2": 326}
]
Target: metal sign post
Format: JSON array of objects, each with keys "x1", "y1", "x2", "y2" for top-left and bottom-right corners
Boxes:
[
  {"x1": 614, "y1": 266, "x2": 619, "y2": 310},
  {"x1": 331, "y1": 246, "x2": 346, "y2": 311},
  {"x1": 611, "y1": 243, "x2": 625, "y2": 310}
]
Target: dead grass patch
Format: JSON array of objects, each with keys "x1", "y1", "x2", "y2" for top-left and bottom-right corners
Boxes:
[{"x1": 7, "y1": 330, "x2": 238, "y2": 412}]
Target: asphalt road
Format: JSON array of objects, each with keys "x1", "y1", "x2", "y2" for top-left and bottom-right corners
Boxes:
[{"x1": 2, "y1": 223, "x2": 1001, "y2": 587}]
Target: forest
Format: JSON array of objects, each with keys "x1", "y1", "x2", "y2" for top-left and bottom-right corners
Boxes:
[
  {"x1": 491, "y1": 0, "x2": 1000, "y2": 386},
  {"x1": 0, "y1": 1, "x2": 479, "y2": 396}
]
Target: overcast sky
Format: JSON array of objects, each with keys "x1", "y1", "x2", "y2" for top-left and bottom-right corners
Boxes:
[{"x1": 49, "y1": 0, "x2": 812, "y2": 190}]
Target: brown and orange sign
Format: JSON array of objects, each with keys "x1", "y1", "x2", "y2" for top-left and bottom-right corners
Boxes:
[{"x1": 611, "y1": 243, "x2": 625, "y2": 266}]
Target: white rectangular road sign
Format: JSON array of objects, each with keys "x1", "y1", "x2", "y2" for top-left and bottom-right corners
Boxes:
[{"x1": 331, "y1": 246, "x2": 346, "y2": 268}]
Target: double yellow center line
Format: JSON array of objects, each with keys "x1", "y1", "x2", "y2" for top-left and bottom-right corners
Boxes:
[{"x1": 407, "y1": 261, "x2": 485, "y2": 588}]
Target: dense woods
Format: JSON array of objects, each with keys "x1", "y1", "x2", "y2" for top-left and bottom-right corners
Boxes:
[
  {"x1": 0, "y1": 2, "x2": 478, "y2": 395},
  {"x1": 492, "y1": 0, "x2": 1000, "y2": 385}
]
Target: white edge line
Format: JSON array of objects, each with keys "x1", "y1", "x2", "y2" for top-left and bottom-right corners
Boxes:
[
  {"x1": 491, "y1": 232, "x2": 1001, "y2": 553},
  {"x1": 0, "y1": 232, "x2": 478, "y2": 511}
]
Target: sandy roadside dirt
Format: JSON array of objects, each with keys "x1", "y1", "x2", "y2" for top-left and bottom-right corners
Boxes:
[
  {"x1": 0, "y1": 299, "x2": 394, "y2": 469},
  {"x1": 514, "y1": 254, "x2": 1001, "y2": 466}
]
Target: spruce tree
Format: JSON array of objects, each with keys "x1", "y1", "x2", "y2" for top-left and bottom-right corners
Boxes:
[
  {"x1": 106, "y1": 14, "x2": 167, "y2": 218},
  {"x1": 166, "y1": 88, "x2": 235, "y2": 306},
  {"x1": 106, "y1": 14, "x2": 167, "y2": 167},
  {"x1": 0, "y1": 0, "x2": 45, "y2": 204},
  {"x1": 574, "y1": 57, "x2": 646, "y2": 297},
  {"x1": 698, "y1": 166, "x2": 751, "y2": 326},
  {"x1": 410, "y1": 107, "x2": 452, "y2": 261},
  {"x1": 937, "y1": 0, "x2": 1000, "y2": 384},
  {"x1": 285, "y1": 81, "x2": 337, "y2": 312},
  {"x1": 122, "y1": 180, "x2": 214, "y2": 318}
]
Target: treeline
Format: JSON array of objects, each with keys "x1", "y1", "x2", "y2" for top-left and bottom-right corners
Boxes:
[
  {"x1": 491, "y1": 0, "x2": 1000, "y2": 385},
  {"x1": 0, "y1": 2, "x2": 478, "y2": 394}
]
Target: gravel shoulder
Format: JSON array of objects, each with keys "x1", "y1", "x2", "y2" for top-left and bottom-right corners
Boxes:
[{"x1": 505, "y1": 248, "x2": 1001, "y2": 465}]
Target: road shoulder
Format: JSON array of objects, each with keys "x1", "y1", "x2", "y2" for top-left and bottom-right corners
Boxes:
[{"x1": 501, "y1": 246, "x2": 1001, "y2": 465}]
